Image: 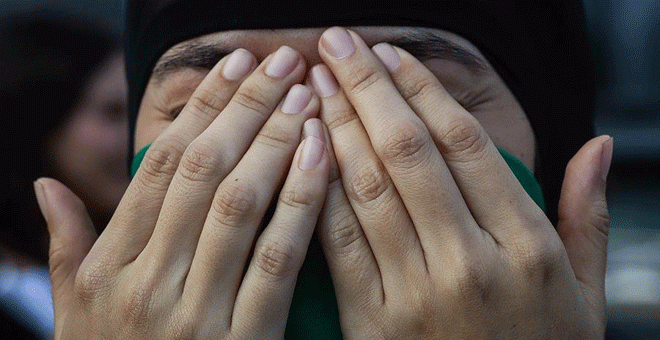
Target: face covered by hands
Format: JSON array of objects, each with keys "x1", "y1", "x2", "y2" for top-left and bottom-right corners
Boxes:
[
  {"x1": 310, "y1": 27, "x2": 611, "y2": 339},
  {"x1": 37, "y1": 24, "x2": 610, "y2": 339}
]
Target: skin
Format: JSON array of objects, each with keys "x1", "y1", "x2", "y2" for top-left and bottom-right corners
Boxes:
[
  {"x1": 136, "y1": 27, "x2": 536, "y2": 171},
  {"x1": 35, "y1": 27, "x2": 611, "y2": 339}
]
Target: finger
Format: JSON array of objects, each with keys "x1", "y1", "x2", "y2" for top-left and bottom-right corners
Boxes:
[
  {"x1": 34, "y1": 178, "x2": 97, "y2": 338},
  {"x1": 180, "y1": 86, "x2": 318, "y2": 318},
  {"x1": 201, "y1": 119, "x2": 328, "y2": 338},
  {"x1": 311, "y1": 104, "x2": 384, "y2": 311},
  {"x1": 557, "y1": 135, "x2": 611, "y2": 322},
  {"x1": 98, "y1": 49, "x2": 257, "y2": 265},
  {"x1": 370, "y1": 42, "x2": 550, "y2": 243},
  {"x1": 138, "y1": 47, "x2": 308, "y2": 285},
  {"x1": 310, "y1": 63, "x2": 427, "y2": 290},
  {"x1": 318, "y1": 28, "x2": 478, "y2": 261}
]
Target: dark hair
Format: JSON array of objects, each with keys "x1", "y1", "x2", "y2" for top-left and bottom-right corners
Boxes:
[
  {"x1": 125, "y1": 0, "x2": 594, "y2": 225},
  {"x1": 0, "y1": 10, "x2": 119, "y2": 264}
]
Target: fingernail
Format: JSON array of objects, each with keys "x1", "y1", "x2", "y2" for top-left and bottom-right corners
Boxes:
[
  {"x1": 281, "y1": 85, "x2": 312, "y2": 114},
  {"x1": 372, "y1": 43, "x2": 400, "y2": 72},
  {"x1": 265, "y1": 46, "x2": 300, "y2": 78},
  {"x1": 321, "y1": 27, "x2": 355, "y2": 59},
  {"x1": 33, "y1": 179, "x2": 49, "y2": 223},
  {"x1": 299, "y1": 120, "x2": 325, "y2": 170},
  {"x1": 309, "y1": 65, "x2": 339, "y2": 98},
  {"x1": 600, "y1": 136, "x2": 613, "y2": 181},
  {"x1": 302, "y1": 118, "x2": 324, "y2": 140},
  {"x1": 222, "y1": 49, "x2": 255, "y2": 81}
]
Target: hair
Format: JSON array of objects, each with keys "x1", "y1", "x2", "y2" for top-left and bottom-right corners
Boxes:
[
  {"x1": 125, "y1": 0, "x2": 594, "y2": 225},
  {"x1": 0, "y1": 10, "x2": 119, "y2": 264}
]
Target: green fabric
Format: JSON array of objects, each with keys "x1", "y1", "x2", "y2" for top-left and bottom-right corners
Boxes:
[
  {"x1": 498, "y1": 149, "x2": 546, "y2": 212},
  {"x1": 130, "y1": 144, "x2": 545, "y2": 338},
  {"x1": 130, "y1": 143, "x2": 150, "y2": 178}
]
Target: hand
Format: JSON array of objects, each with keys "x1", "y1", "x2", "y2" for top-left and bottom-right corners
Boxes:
[
  {"x1": 35, "y1": 47, "x2": 330, "y2": 339},
  {"x1": 311, "y1": 27, "x2": 611, "y2": 339}
]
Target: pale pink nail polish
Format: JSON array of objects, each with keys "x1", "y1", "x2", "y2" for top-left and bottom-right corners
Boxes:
[
  {"x1": 222, "y1": 49, "x2": 254, "y2": 81},
  {"x1": 265, "y1": 46, "x2": 299, "y2": 78},
  {"x1": 281, "y1": 85, "x2": 312, "y2": 114},
  {"x1": 310, "y1": 65, "x2": 339, "y2": 98},
  {"x1": 299, "y1": 120, "x2": 325, "y2": 171},
  {"x1": 372, "y1": 43, "x2": 400, "y2": 72},
  {"x1": 302, "y1": 119, "x2": 324, "y2": 140},
  {"x1": 321, "y1": 27, "x2": 355, "y2": 59}
]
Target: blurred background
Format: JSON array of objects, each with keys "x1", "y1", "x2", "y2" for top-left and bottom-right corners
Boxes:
[
  {"x1": 582, "y1": 0, "x2": 660, "y2": 338},
  {"x1": 1, "y1": 0, "x2": 658, "y2": 339}
]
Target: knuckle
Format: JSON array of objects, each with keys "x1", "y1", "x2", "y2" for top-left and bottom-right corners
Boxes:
[
  {"x1": 74, "y1": 261, "x2": 114, "y2": 305},
  {"x1": 511, "y1": 235, "x2": 563, "y2": 285},
  {"x1": 178, "y1": 142, "x2": 222, "y2": 182},
  {"x1": 119, "y1": 280, "x2": 157, "y2": 328},
  {"x1": 395, "y1": 287, "x2": 439, "y2": 336},
  {"x1": 345, "y1": 64, "x2": 386, "y2": 97},
  {"x1": 279, "y1": 182, "x2": 318, "y2": 210},
  {"x1": 253, "y1": 240, "x2": 297, "y2": 280},
  {"x1": 401, "y1": 76, "x2": 442, "y2": 106},
  {"x1": 166, "y1": 317, "x2": 198, "y2": 340},
  {"x1": 321, "y1": 104, "x2": 359, "y2": 131},
  {"x1": 210, "y1": 182, "x2": 258, "y2": 227},
  {"x1": 187, "y1": 88, "x2": 225, "y2": 119},
  {"x1": 167, "y1": 319, "x2": 197, "y2": 340},
  {"x1": 48, "y1": 246, "x2": 79, "y2": 292},
  {"x1": 378, "y1": 123, "x2": 429, "y2": 168},
  {"x1": 253, "y1": 124, "x2": 298, "y2": 151},
  {"x1": 138, "y1": 139, "x2": 185, "y2": 186},
  {"x1": 438, "y1": 117, "x2": 489, "y2": 160},
  {"x1": 327, "y1": 213, "x2": 364, "y2": 255},
  {"x1": 232, "y1": 85, "x2": 273, "y2": 119},
  {"x1": 447, "y1": 254, "x2": 490, "y2": 301},
  {"x1": 590, "y1": 196, "x2": 611, "y2": 237},
  {"x1": 345, "y1": 163, "x2": 390, "y2": 205}
]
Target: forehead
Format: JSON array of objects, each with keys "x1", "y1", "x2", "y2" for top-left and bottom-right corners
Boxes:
[{"x1": 151, "y1": 26, "x2": 490, "y2": 81}]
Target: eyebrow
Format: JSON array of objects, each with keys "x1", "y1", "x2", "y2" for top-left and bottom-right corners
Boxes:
[
  {"x1": 151, "y1": 30, "x2": 489, "y2": 82},
  {"x1": 387, "y1": 31, "x2": 488, "y2": 73},
  {"x1": 152, "y1": 41, "x2": 234, "y2": 82}
]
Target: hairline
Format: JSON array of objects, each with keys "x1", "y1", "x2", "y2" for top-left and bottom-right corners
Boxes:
[{"x1": 150, "y1": 27, "x2": 490, "y2": 83}]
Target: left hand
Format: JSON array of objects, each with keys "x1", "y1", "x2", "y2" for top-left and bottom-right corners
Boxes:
[{"x1": 310, "y1": 27, "x2": 611, "y2": 339}]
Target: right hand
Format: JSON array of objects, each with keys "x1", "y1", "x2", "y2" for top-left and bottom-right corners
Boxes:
[{"x1": 35, "y1": 46, "x2": 329, "y2": 339}]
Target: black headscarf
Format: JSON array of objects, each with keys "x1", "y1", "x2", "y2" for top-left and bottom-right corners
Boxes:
[{"x1": 125, "y1": 0, "x2": 595, "y2": 225}]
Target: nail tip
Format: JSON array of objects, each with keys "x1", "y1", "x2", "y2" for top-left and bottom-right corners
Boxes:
[{"x1": 298, "y1": 135, "x2": 326, "y2": 171}]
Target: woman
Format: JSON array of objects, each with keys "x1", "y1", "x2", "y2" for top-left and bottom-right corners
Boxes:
[
  {"x1": 37, "y1": 0, "x2": 612, "y2": 338},
  {"x1": 0, "y1": 11, "x2": 129, "y2": 339}
]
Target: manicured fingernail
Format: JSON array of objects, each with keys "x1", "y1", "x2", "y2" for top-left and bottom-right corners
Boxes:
[
  {"x1": 302, "y1": 118, "x2": 324, "y2": 140},
  {"x1": 372, "y1": 43, "x2": 400, "y2": 72},
  {"x1": 266, "y1": 46, "x2": 300, "y2": 78},
  {"x1": 600, "y1": 136, "x2": 613, "y2": 181},
  {"x1": 33, "y1": 179, "x2": 49, "y2": 223},
  {"x1": 309, "y1": 65, "x2": 339, "y2": 98},
  {"x1": 321, "y1": 27, "x2": 355, "y2": 59},
  {"x1": 299, "y1": 120, "x2": 325, "y2": 170},
  {"x1": 222, "y1": 49, "x2": 255, "y2": 81},
  {"x1": 281, "y1": 85, "x2": 312, "y2": 114}
]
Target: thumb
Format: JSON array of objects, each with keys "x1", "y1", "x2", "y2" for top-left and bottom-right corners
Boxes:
[
  {"x1": 556, "y1": 135, "x2": 613, "y2": 313},
  {"x1": 34, "y1": 178, "x2": 97, "y2": 338}
]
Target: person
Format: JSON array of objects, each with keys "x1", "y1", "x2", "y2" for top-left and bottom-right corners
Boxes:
[
  {"x1": 0, "y1": 11, "x2": 129, "y2": 339},
  {"x1": 35, "y1": 0, "x2": 613, "y2": 338}
]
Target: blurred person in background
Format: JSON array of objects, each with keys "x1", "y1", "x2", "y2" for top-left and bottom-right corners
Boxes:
[{"x1": 0, "y1": 10, "x2": 129, "y2": 339}]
